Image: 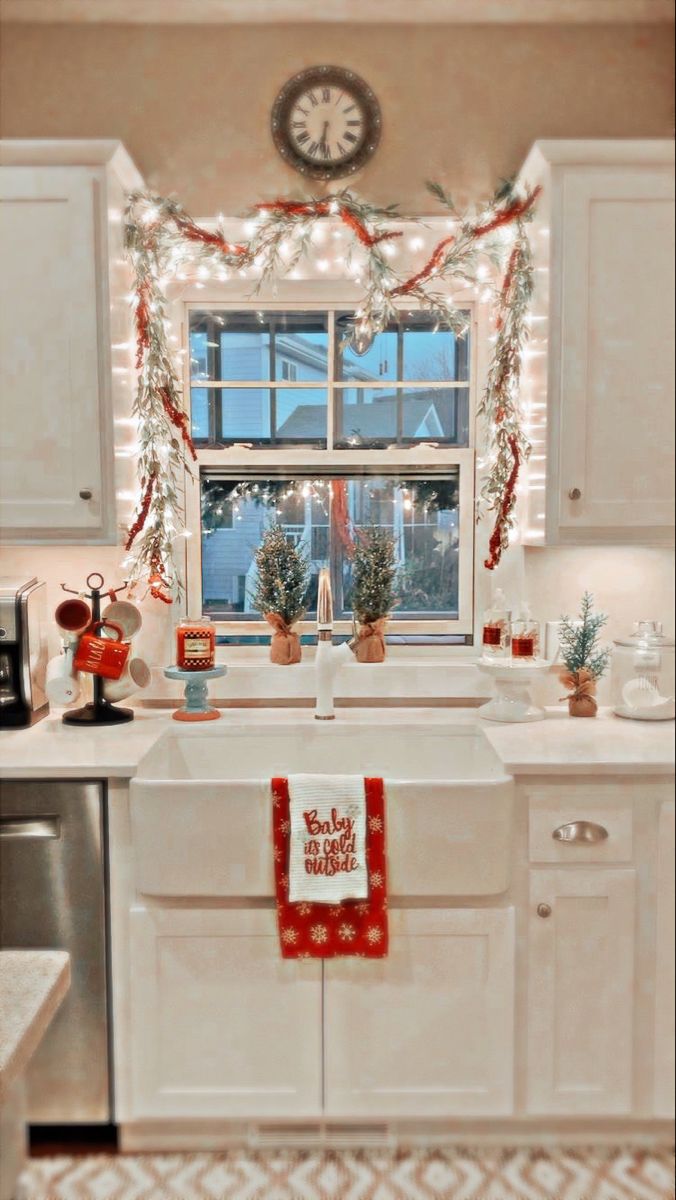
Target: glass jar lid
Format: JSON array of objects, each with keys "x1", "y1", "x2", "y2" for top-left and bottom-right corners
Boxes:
[{"x1": 614, "y1": 620, "x2": 675, "y2": 649}]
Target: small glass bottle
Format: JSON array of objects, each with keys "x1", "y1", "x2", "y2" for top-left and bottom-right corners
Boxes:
[
  {"x1": 482, "y1": 589, "x2": 511, "y2": 658},
  {"x1": 176, "y1": 618, "x2": 216, "y2": 671},
  {"x1": 511, "y1": 602, "x2": 540, "y2": 662}
]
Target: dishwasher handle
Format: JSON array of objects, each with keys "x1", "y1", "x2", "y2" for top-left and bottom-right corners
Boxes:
[{"x1": 0, "y1": 815, "x2": 62, "y2": 840}]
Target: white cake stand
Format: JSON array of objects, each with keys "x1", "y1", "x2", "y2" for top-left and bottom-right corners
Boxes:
[{"x1": 477, "y1": 657, "x2": 551, "y2": 723}]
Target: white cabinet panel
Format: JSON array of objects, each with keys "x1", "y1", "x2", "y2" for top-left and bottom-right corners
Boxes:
[
  {"x1": 519, "y1": 141, "x2": 675, "y2": 545},
  {"x1": 654, "y1": 801, "x2": 675, "y2": 1117},
  {"x1": 325, "y1": 908, "x2": 515, "y2": 1118},
  {"x1": 0, "y1": 166, "x2": 109, "y2": 538},
  {"x1": 128, "y1": 907, "x2": 322, "y2": 1120},
  {"x1": 557, "y1": 168, "x2": 674, "y2": 534},
  {"x1": 527, "y1": 868, "x2": 635, "y2": 1115}
]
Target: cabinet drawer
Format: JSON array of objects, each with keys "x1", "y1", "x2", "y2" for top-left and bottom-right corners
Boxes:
[{"x1": 527, "y1": 781, "x2": 633, "y2": 864}]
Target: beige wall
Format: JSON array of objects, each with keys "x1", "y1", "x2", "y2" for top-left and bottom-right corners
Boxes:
[
  {"x1": 1, "y1": 22, "x2": 673, "y2": 214},
  {"x1": 0, "y1": 18, "x2": 673, "y2": 680}
]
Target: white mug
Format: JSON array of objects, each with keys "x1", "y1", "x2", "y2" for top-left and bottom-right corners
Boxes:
[
  {"x1": 102, "y1": 657, "x2": 151, "y2": 703},
  {"x1": 101, "y1": 600, "x2": 143, "y2": 641},
  {"x1": 45, "y1": 645, "x2": 81, "y2": 706}
]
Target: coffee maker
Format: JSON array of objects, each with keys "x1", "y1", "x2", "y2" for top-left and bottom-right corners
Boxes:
[{"x1": 0, "y1": 577, "x2": 48, "y2": 727}]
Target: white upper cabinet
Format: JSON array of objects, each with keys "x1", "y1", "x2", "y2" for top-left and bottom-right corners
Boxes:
[
  {"x1": 519, "y1": 140, "x2": 675, "y2": 546},
  {"x1": 0, "y1": 141, "x2": 143, "y2": 543}
]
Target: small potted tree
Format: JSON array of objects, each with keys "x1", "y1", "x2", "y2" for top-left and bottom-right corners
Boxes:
[
  {"x1": 253, "y1": 524, "x2": 310, "y2": 665},
  {"x1": 351, "y1": 526, "x2": 397, "y2": 663},
  {"x1": 558, "y1": 592, "x2": 611, "y2": 717}
]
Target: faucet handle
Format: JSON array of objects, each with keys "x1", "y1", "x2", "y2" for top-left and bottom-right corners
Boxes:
[{"x1": 317, "y1": 568, "x2": 333, "y2": 632}]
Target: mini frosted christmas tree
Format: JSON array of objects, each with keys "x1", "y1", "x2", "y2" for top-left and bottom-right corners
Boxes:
[
  {"x1": 253, "y1": 524, "x2": 310, "y2": 664},
  {"x1": 558, "y1": 592, "x2": 611, "y2": 717},
  {"x1": 351, "y1": 527, "x2": 397, "y2": 663}
]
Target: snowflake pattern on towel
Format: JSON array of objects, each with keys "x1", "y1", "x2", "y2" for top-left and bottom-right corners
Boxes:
[{"x1": 272, "y1": 777, "x2": 388, "y2": 960}]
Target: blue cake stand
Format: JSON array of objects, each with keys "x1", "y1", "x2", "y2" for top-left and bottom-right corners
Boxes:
[{"x1": 164, "y1": 665, "x2": 227, "y2": 722}]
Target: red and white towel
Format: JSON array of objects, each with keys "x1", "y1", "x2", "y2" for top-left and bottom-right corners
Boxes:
[{"x1": 272, "y1": 775, "x2": 388, "y2": 959}]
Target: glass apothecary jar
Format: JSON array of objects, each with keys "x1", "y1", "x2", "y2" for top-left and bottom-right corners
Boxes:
[
  {"x1": 612, "y1": 621, "x2": 675, "y2": 721},
  {"x1": 175, "y1": 618, "x2": 216, "y2": 672}
]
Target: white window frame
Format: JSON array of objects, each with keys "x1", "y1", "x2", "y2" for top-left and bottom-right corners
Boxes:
[{"x1": 175, "y1": 233, "x2": 486, "y2": 641}]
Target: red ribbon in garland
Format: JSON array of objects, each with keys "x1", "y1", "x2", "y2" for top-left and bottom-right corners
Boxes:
[
  {"x1": 134, "y1": 281, "x2": 151, "y2": 369},
  {"x1": 255, "y1": 199, "x2": 402, "y2": 250},
  {"x1": 159, "y1": 387, "x2": 198, "y2": 462},
  {"x1": 125, "y1": 474, "x2": 155, "y2": 551},
  {"x1": 472, "y1": 187, "x2": 542, "y2": 240},
  {"x1": 174, "y1": 217, "x2": 248, "y2": 258},
  {"x1": 485, "y1": 434, "x2": 521, "y2": 571}
]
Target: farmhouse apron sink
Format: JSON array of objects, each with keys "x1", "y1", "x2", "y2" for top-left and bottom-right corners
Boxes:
[{"x1": 130, "y1": 722, "x2": 513, "y2": 898}]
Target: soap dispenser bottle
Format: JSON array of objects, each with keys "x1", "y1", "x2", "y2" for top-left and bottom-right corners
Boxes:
[
  {"x1": 511, "y1": 602, "x2": 540, "y2": 661},
  {"x1": 482, "y1": 589, "x2": 511, "y2": 658}
]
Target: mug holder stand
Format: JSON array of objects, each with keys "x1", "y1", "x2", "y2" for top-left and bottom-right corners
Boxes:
[{"x1": 60, "y1": 574, "x2": 134, "y2": 726}]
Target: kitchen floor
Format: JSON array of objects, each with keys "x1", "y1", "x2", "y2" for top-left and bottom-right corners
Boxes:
[{"x1": 16, "y1": 1145, "x2": 676, "y2": 1199}]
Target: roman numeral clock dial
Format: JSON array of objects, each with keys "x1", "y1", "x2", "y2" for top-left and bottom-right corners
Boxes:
[{"x1": 272, "y1": 67, "x2": 381, "y2": 181}]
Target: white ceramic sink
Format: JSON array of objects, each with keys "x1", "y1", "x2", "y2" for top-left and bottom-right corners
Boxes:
[
  {"x1": 131, "y1": 721, "x2": 513, "y2": 899},
  {"x1": 135, "y1": 722, "x2": 507, "y2": 784}
]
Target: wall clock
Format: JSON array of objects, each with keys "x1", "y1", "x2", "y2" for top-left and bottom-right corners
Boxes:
[{"x1": 271, "y1": 66, "x2": 381, "y2": 181}]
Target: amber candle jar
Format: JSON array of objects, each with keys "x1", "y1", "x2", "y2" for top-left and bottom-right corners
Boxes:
[{"x1": 176, "y1": 618, "x2": 216, "y2": 671}]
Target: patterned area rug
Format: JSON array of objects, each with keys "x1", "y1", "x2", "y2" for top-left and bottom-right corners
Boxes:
[{"x1": 17, "y1": 1146, "x2": 676, "y2": 1200}]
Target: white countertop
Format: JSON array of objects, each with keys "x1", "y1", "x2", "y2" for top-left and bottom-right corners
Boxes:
[
  {"x1": 0, "y1": 951, "x2": 70, "y2": 1103},
  {"x1": 0, "y1": 706, "x2": 673, "y2": 779}
]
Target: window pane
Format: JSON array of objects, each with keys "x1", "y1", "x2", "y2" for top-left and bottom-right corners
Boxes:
[
  {"x1": 190, "y1": 387, "x2": 210, "y2": 440},
  {"x1": 201, "y1": 472, "x2": 460, "y2": 620},
  {"x1": 338, "y1": 326, "x2": 398, "y2": 383},
  {"x1": 336, "y1": 312, "x2": 470, "y2": 384},
  {"x1": 190, "y1": 387, "x2": 328, "y2": 445},
  {"x1": 402, "y1": 321, "x2": 470, "y2": 383},
  {"x1": 201, "y1": 478, "x2": 329, "y2": 614},
  {"x1": 343, "y1": 475, "x2": 460, "y2": 617},
  {"x1": 189, "y1": 311, "x2": 328, "y2": 382},
  {"x1": 335, "y1": 387, "x2": 469, "y2": 447},
  {"x1": 274, "y1": 389, "x2": 328, "y2": 443}
]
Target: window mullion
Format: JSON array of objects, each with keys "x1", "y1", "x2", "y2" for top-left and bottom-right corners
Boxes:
[{"x1": 327, "y1": 309, "x2": 336, "y2": 452}]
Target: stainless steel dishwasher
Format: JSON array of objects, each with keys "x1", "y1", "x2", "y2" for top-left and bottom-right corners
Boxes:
[{"x1": 0, "y1": 781, "x2": 110, "y2": 1122}]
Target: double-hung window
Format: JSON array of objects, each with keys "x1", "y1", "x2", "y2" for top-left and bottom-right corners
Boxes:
[{"x1": 185, "y1": 302, "x2": 476, "y2": 642}]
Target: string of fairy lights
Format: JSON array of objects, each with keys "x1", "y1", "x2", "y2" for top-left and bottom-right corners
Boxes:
[{"x1": 124, "y1": 181, "x2": 540, "y2": 601}]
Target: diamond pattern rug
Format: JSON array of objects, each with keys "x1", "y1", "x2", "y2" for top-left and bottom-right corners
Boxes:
[{"x1": 16, "y1": 1146, "x2": 676, "y2": 1200}]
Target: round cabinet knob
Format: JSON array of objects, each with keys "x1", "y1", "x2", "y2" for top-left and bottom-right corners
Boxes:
[
  {"x1": 537, "y1": 903, "x2": 553, "y2": 919},
  {"x1": 568, "y1": 488, "x2": 582, "y2": 502},
  {"x1": 79, "y1": 489, "x2": 93, "y2": 501}
]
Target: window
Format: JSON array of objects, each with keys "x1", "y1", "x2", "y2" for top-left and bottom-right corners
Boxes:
[
  {"x1": 201, "y1": 471, "x2": 461, "y2": 622},
  {"x1": 187, "y1": 305, "x2": 475, "y2": 640}
]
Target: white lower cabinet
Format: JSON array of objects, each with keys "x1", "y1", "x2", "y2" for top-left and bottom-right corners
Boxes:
[
  {"x1": 128, "y1": 907, "x2": 322, "y2": 1120},
  {"x1": 527, "y1": 868, "x2": 636, "y2": 1116},
  {"x1": 654, "y1": 802, "x2": 675, "y2": 1117},
  {"x1": 324, "y1": 908, "x2": 515, "y2": 1118}
]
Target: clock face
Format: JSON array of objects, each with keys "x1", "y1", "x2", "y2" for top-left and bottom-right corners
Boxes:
[{"x1": 272, "y1": 67, "x2": 381, "y2": 181}]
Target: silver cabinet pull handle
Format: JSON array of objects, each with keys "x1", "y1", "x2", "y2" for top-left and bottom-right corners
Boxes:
[
  {"x1": 0, "y1": 816, "x2": 61, "y2": 840},
  {"x1": 553, "y1": 820, "x2": 609, "y2": 845}
]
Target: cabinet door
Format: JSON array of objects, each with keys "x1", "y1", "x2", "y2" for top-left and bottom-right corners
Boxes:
[
  {"x1": 556, "y1": 166, "x2": 674, "y2": 537},
  {"x1": 527, "y1": 868, "x2": 635, "y2": 1115},
  {"x1": 128, "y1": 907, "x2": 322, "y2": 1119},
  {"x1": 0, "y1": 166, "x2": 108, "y2": 539},
  {"x1": 654, "y1": 802, "x2": 675, "y2": 1117},
  {"x1": 324, "y1": 908, "x2": 515, "y2": 1118}
]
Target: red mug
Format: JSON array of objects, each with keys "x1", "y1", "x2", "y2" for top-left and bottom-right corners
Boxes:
[
  {"x1": 55, "y1": 597, "x2": 92, "y2": 635},
  {"x1": 73, "y1": 620, "x2": 131, "y2": 681}
]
